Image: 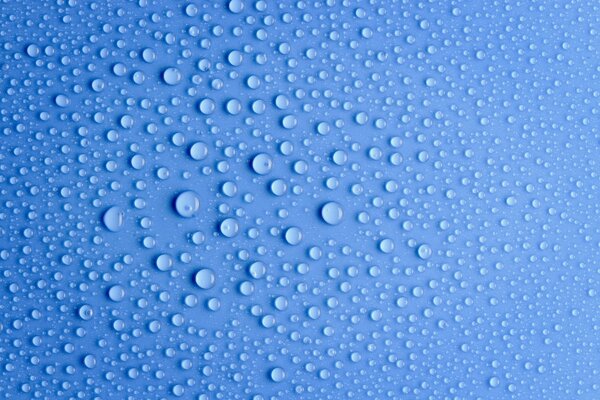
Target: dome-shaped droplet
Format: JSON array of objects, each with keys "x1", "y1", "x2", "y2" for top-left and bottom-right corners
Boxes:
[
  {"x1": 55, "y1": 94, "x2": 70, "y2": 108},
  {"x1": 320, "y1": 202, "x2": 344, "y2": 225},
  {"x1": 174, "y1": 191, "x2": 200, "y2": 218},
  {"x1": 248, "y1": 261, "x2": 266, "y2": 279},
  {"x1": 162, "y1": 67, "x2": 182, "y2": 85},
  {"x1": 417, "y1": 244, "x2": 432, "y2": 260},
  {"x1": 284, "y1": 227, "x2": 303, "y2": 245},
  {"x1": 194, "y1": 269, "x2": 216, "y2": 289},
  {"x1": 251, "y1": 153, "x2": 273, "y2": 175},
  {"x1": 189, "y1": 142, "x2": 209, "y2": 160},
  {"x1": 270, "y1": 367, "x2": 286, "y2": 382},
  {"x1": 108, "y1": 285, "x2": 125, "y2": 302},
  {"x1": 83, "y1": 354, "x2": 97, "y2": 369},
  {"x1": 228, "y1": 0, "x2": 244, "y2": 13},
  {"x1": 198, "y1": 98, "x2": 216, "y2": 115},
  {"x1": 220, "y1": 218, "x2": 239, "y2": 238},
  {"x1": 155, "y1": 254, "x2": 174, "y2": 271},
  {"x1": 379, "y1": 238, "x2": 395, "y2": 254},
  {"x1": 102, "y1": 206, "x2": 125, "y2": 232},
  {"x1": 78, "y1": 304, "x2": 94, "y2": 320}
]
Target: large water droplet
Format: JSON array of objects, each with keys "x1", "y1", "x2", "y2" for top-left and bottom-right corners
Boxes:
[
  {"x1": 174, "y1": 191, "x2": 201, "y2": 218},
  {"x1": 251, "y1": 153, "x2": 273, "y2": 175},
  {"x1": 194, "y1": 269, "x2": 216, "y2": 289},
  {"x1": 102, "y1": 206, "x2": 125, "y2": 232},
  {"x1": 220, "y1": 218, "x2": 239, "y2": 238},
  {"x1": 107, "y1": 285, "x2": 125, "y2": 302},
  {"x1": 162, "y1": 67, "x2": 182, "y2": 85},
  {"x1": 320, "y1": 201, "x2": 344, "y2": 225}
]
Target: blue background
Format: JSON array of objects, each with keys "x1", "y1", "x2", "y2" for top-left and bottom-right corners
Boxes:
[{"x1": 0, "y1": 0, "x2": 599, "y2": 399}]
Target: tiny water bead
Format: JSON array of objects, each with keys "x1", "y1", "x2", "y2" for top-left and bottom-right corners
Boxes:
[
  {"x1": 174, "y1": 191, "x2": 201, "y2": 218},
  {"x1": 320, "y1": 202, "x2": 344, "y2": 225},
  {"x1": 102, "y1": 206, "x2": 125, "y2": 232}
]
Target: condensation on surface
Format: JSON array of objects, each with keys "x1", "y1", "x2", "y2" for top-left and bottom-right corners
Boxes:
[{"x1": 0, "y1": 1, "x2": 599, "y2": 399}]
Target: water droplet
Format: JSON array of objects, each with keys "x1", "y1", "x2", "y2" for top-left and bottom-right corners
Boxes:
[
  {"x1": 284, "y1": 227, "x2": 303, "y2": 245},
  {"x1": 417, "y1": 244, "x2": 432, "y2": 260},
  {"x1": 162, "y1": 67, "x2": 182, "y2": 85},
  {"x1": 270, "y1": 367, "x2": 286, "y2": 382},
  {"x1": 155, "y1": 254, "x2": 174, "y2": 271},
  {"x1": 83, "y1": 354, "x2": 97, "y2": 369},
  {"x1": 54, "y1": 94, "x2": 70, "y2": 108},
  {"x1": 228, "y1": 0, "x2": 244, "y2": 13},
  {"x1": 189, "y1": 142, "x2": 209, "y2": 160},
  {"x1": 379, "y1": 238, "x2": 395, "y2": 254},
  {"x1": 102, "y1": 206, "x2": 125, "y2": 232},
  {"x1": 320, "y1": 202, "x2": 344, "y2": 225},
  {"x1": 194, "y1": 269, "x2": 216, "y2": 289},
  {"x1": 220, "y1": 218, "x2": 239, "y2": 238},
  {"x1": 251, "y1": 153, "x2": 273, "y2": 175},
  {"x1": 174, "y1": 191, "x2": 201, "y2": 218},
  {"x1": 78, "y1": 304, "x2": 94, "y2": 320},
  {"x1": 107, "y1": 285, "x2": 125, "y2": 302},
  {"x1": 248, "y1": 261, "x2": 266, "y2": 279},
  {"x1": 198, "y1": 98, "x2": 216, "y2": 115}
]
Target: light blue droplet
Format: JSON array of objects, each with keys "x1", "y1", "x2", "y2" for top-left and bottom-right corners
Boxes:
[
  {"x1": 417, "y1": 244, "x2": 432, "y2": 260},
  {"x1": 251, "y1": 153, "x2": 273, "y2": 175},
  {"x1": 162, "y1": 67, "x2": 181, "y2": 85},
  {"x1": 321, "y1": 202, "x2": 344, "y2": 225},
  {"x1": 284, "y1": 227, "x2": 303, "y2": 245},
  {"x1": 55, "y1": 94, "x2": 70, "y2": 107},
  {"x1": 379, "y1": 238, "x2": 395, "y2": 254},
  {"x1": 108, "y1": 285, "x2": 125, "y2": 302},
  {"x1": 248, "y1": 261, "x2": 266, "y2": 279},
  {"x1": 102, "y1": 206, "x2": 125, "y2": 232},
  {"x1": 83, "y1": 354, "x2": 96, "y2": 369},
  {"x1": 270, "y1": 367, "x2": 286, "y2": 382},
  {"x1": 155, "y1": 254, "x2": 174, "y2": 271},
  {"x1": 189, "y1": 142, "x2": 209, "y2": 160},
  {"x1": 228, "y1": 0, "x2": 244, "y2": 13},
  {"x1": 220, "y1": 218, "x2": 239, "y2": 238},
  {"x1": 195, "y1": 269, "x2": 216, "y2": 289},
  {"x1": 78, "y1": 304, "x2": 94, "y2": 320},
  {"x1": 198, "y1": 98, "x2": 216, "y2": 115},
  {"x1": 174, "y1": 191, "x2": 200, "y2": 218}
]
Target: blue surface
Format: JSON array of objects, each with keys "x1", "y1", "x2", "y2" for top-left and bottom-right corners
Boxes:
[{"x1": 1, "y1": 0, "x2": 599, "y2": 399}]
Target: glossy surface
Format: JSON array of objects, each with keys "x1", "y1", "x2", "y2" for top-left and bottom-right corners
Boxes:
[{"x1": 0, "y1": 1, "x2": 599, "y2": 399}]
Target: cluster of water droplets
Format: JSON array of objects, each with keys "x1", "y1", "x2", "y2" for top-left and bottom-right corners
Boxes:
[{"x1": 0, "y1": 0, "x2": 599, "y2": 399}]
